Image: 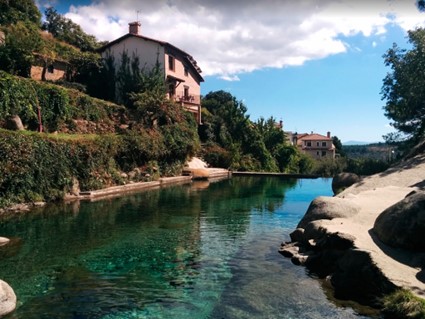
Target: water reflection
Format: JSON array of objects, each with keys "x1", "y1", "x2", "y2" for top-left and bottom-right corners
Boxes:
[{"x1": 0, "y1": 177, "x2": 373, "y2": 318}]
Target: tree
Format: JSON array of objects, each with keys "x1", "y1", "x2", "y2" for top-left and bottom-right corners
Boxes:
[
  {"x1": 256, "y1": 116, "x2": 286, "y2": 152},
  {"x1": 0, "y1": 0, "x2": 41, "y2": 26},
  {"x1": 381, "y1": 28, "x2": 425, "y2": 144},
  {"x1": 332, "y1": 135, "x2": 345, "y2": 156},
  {"x1": 418, "y1": 0, "x2": 425, "y2": 11},
  {"x1": 42, "y1": 7, "x2": 101, "y2": 52},
  {"x1": 0, "y1": 21, "x2": 42, "y2": 77}
]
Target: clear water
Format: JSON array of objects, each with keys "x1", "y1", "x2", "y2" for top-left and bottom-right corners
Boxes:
[{"x1": 0, "y1": 177, "x2": 378, "y2": 319}]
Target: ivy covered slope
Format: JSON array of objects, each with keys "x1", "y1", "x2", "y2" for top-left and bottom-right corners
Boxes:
[{"x1": 0, "y1": 71, "x2": 199, "y2": 209}]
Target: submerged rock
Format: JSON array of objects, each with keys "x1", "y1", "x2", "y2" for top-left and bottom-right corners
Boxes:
[
  {"x1": 373, "y1": 191, "x2": 425, "y2": 251},
  {"x1": 0, "y1": 280, "x2": 16, "y2": 317}
]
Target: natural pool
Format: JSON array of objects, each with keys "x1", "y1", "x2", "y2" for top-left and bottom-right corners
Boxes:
[{"x1": 0, "y1": 177, "x2": 377, "y2": 318}]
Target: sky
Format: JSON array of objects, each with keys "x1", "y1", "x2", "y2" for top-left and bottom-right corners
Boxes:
[{"x1": 36, "y1": 0, "x2": 425, "y2": 143}]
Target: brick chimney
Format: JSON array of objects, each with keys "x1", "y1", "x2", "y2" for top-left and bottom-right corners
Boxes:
[
  {"x1": 129, "y1": 21, "x2": 141, "y2": 35},
  {"x1": 327, "y1": 131, "x2": 331, "y2": 138}
]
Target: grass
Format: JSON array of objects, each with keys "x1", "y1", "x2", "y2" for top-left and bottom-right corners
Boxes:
[
  {"x1": 0, "y1": 128, "x2": 107, "y2": 142},
  {"x1": 382, "y1": 289, "x2": 425, "y2": 319}
]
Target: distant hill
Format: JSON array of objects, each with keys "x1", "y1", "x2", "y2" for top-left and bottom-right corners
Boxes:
[
  {"x1": 343, "y1": 141, "x2": 379, "y2": 146},
  {"x1": 342, "y1": 142, "x2": 395, "y2": 161}
]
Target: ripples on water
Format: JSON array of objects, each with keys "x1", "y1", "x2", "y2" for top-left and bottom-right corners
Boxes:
[{"x1": 0, "y1": 177, "x2": 379, "y2": 318}]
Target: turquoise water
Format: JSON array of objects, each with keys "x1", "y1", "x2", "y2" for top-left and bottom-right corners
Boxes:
[{"x1": 0, "y1": 177, "x2": 376, "y2": 319}]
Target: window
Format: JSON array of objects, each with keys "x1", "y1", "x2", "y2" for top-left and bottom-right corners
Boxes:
[
  {"x1": 47, "y1": 64, "x2": 54, "y2": 73},
  {"x1": 306, "y1": 141, "x2": 311, "y2": 147},
  {"x1": 317, "y1": 142, "x2": 320, "y2": 147},
  {"x1": 184, "y1": 67, "x2": 189, "y2": 77},
  {"x1": 317, "y1": 151, "x2": 320, "y2": 156},
  {"x1": 322, "y1": 151, "x2": 327, "y2": 157},
  {"x1": 184, "y1": 86, "x2": 189, "y2": 99},
  {"x1": 168, "y1": 55, "x2": 175, "y2": 71},
  {"x1": 322, "y1": 142, "x2": 327, "y2": 147}
]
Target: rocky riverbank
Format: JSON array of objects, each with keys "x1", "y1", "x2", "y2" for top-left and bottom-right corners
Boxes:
[{"x1": 280, "y1": 152, "x2": 425, "y2": 310}]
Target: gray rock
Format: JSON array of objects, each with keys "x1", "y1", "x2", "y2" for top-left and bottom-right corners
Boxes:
[
  {"x1": 297, "y1": 196, "x2": 360, "y2": 229},
  {"x1": 303, "y1": 220, "x2": 328, "y2": 241},
  {"x1": 0, "y1": 280, "x2": 16, "y2": 317},
  {"x1": 0, "y1": 237, "x2": 9, "y2": 247},
  {"x1": 278, "y1": 242, "x2": 300, "y2": 258},
  {"x1": 373, "y1": 191, "x2": 425, "y2": 251},
  {"x1": 5, "y1": 115, "x2": 24, "y2": 131},
  {"x1": 332, "y1": 173, "x2": 361, "y2": 195},
  {"x1": 289, "y1": 228, "x2": 305, "y2": 242},
  {"x1": 70, "y1": 177, "x2": 80, "y2": 196}
]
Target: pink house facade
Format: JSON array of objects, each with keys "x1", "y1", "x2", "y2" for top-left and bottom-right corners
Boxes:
[
  {"x1": 99, "y1": 22, "x2": 204, "y2": 124},
  {"x1": 291, "y1": 132, "x2": 336, "y2": 159}
]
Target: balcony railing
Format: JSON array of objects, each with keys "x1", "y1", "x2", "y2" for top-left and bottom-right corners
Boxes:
[{"x1": 175, "y1": 92, "x2": 201, "y2": 105}]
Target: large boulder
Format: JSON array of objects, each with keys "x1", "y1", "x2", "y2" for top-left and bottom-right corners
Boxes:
[
  {"x1": 0, "y1": 237, "x2": 9, "y2": 247},
  {"x1": 5, "y1": 115, "x2": 24, "y2": 131},
  {"x1": 0, "y1": 280, "x2": 16, "y2": 317},
  {"x1": 332, "y1": 173, "x2": 361, "y2": 195},
  {"x1": 373, "y1": 191, "x2": 425, "y2": 251},
  {"x1": 297, "y1": 196, "x2": 361, "y2": 229}
]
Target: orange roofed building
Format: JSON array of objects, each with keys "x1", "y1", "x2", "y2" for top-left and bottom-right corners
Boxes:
[
  {"x1": 290, "y1": 131, "x2": 336, "y2": 159},
  {"x1": 98, "y1": 22, "x2": 204, "y2": 124}
]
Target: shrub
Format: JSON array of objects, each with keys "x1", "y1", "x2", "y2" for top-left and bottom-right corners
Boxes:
[{"x1": 382, "y1": 289, "x2": 425, "y2": 319}]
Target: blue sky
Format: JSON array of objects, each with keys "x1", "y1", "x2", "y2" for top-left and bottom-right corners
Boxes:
[{"x1": 40, "y1": 0, "x2": 425, "y2": 143}]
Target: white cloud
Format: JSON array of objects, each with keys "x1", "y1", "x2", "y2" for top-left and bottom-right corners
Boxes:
[
  {"x1": 220, "y1": 74, "x2": 240, "y2": 82},
  {"x1": 58, "y1": 0, "x2": 425, "y2": 79},
  {"x1": 372, "y1": 41, "x2": 378, "y2": 47}
]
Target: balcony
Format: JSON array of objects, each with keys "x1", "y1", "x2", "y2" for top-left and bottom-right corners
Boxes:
[{"x1": 175, "y1": 92, "x2": 201, "y2": 106}]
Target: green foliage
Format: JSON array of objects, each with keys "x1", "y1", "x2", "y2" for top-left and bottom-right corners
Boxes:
[
  {"x1": 42, "y1": 7, "x2": 101, "y2": 52},
  {"x1": 201, "y1": 91, "x2": 310, "y2": 172},
  {"x1": 345, "y1": 158, "x2": 389, "y2": 176},
  {"x1": 67, "y1": 51, "x2": 103, "y2": 91},
  {"x1": 382, "y1": 28, "x2": 425, "y2": 145},
  {"x1": 332, "y1": 136, "x2": 345, "y2": 157},
  {"x1": 0, "y1": 123, "x2": 199, "y2": 208},
  {"x1": 0, "y1": 71, "x2": 123, "y2": 132},
  {"x1": 0, "y1": 21, "x2": 43, "y2": 77},
  {"x1": 0, "y1": 0, "x2": 41, "y2": 25},
  {"x1": 382, "y1": 289, "x2": 425, "y2": 319},
  {"x1": 34, "y1": 82, "x2": 70, "y2": 131},
  {"x1": 200, "y1": 143, "x2": 232, "y2": 168},
  {"x1": 312, "y1": 157, "x2": 347, "y2": 177}
]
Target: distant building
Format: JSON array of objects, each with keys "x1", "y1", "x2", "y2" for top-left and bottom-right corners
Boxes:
[
  {"x1": 98, "y1": 22, "x2": 204, "y2": 124},
  {"x1": 290, "y1": 131, "x2": 336, "y2": 159}
]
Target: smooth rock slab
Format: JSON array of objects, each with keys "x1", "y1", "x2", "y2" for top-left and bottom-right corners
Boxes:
[
  {"x1": 297, "y1": 196, "x2": 361, "y2": 229},
  {"x1": 0, "y1": 280, "x2": 16, "y2": 317}
]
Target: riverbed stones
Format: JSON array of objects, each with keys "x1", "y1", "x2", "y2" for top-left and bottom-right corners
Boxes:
[
  {"x1": 373, "y1": 191, "x2": 425, "y2": 251},
  {"x1": 297, "y1": 196, "x2": 361, "y2": 229},
  {"x1": 0, "y1": 280, "x2": 16, "y2": 317},
  {"x1": 332, "y1": 173, "x2": 361, "y2": 195}
]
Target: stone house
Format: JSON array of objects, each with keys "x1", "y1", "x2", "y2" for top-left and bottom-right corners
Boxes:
[
  {"x1": 291, "y1": 131, "x2": 336, "y2": 159},
  {"x1": 30, "y1": 53, "x2": 68, "y2": 82},
  {"x1": 98, "y1": 22, "x2": 204, "y2": 124}
]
